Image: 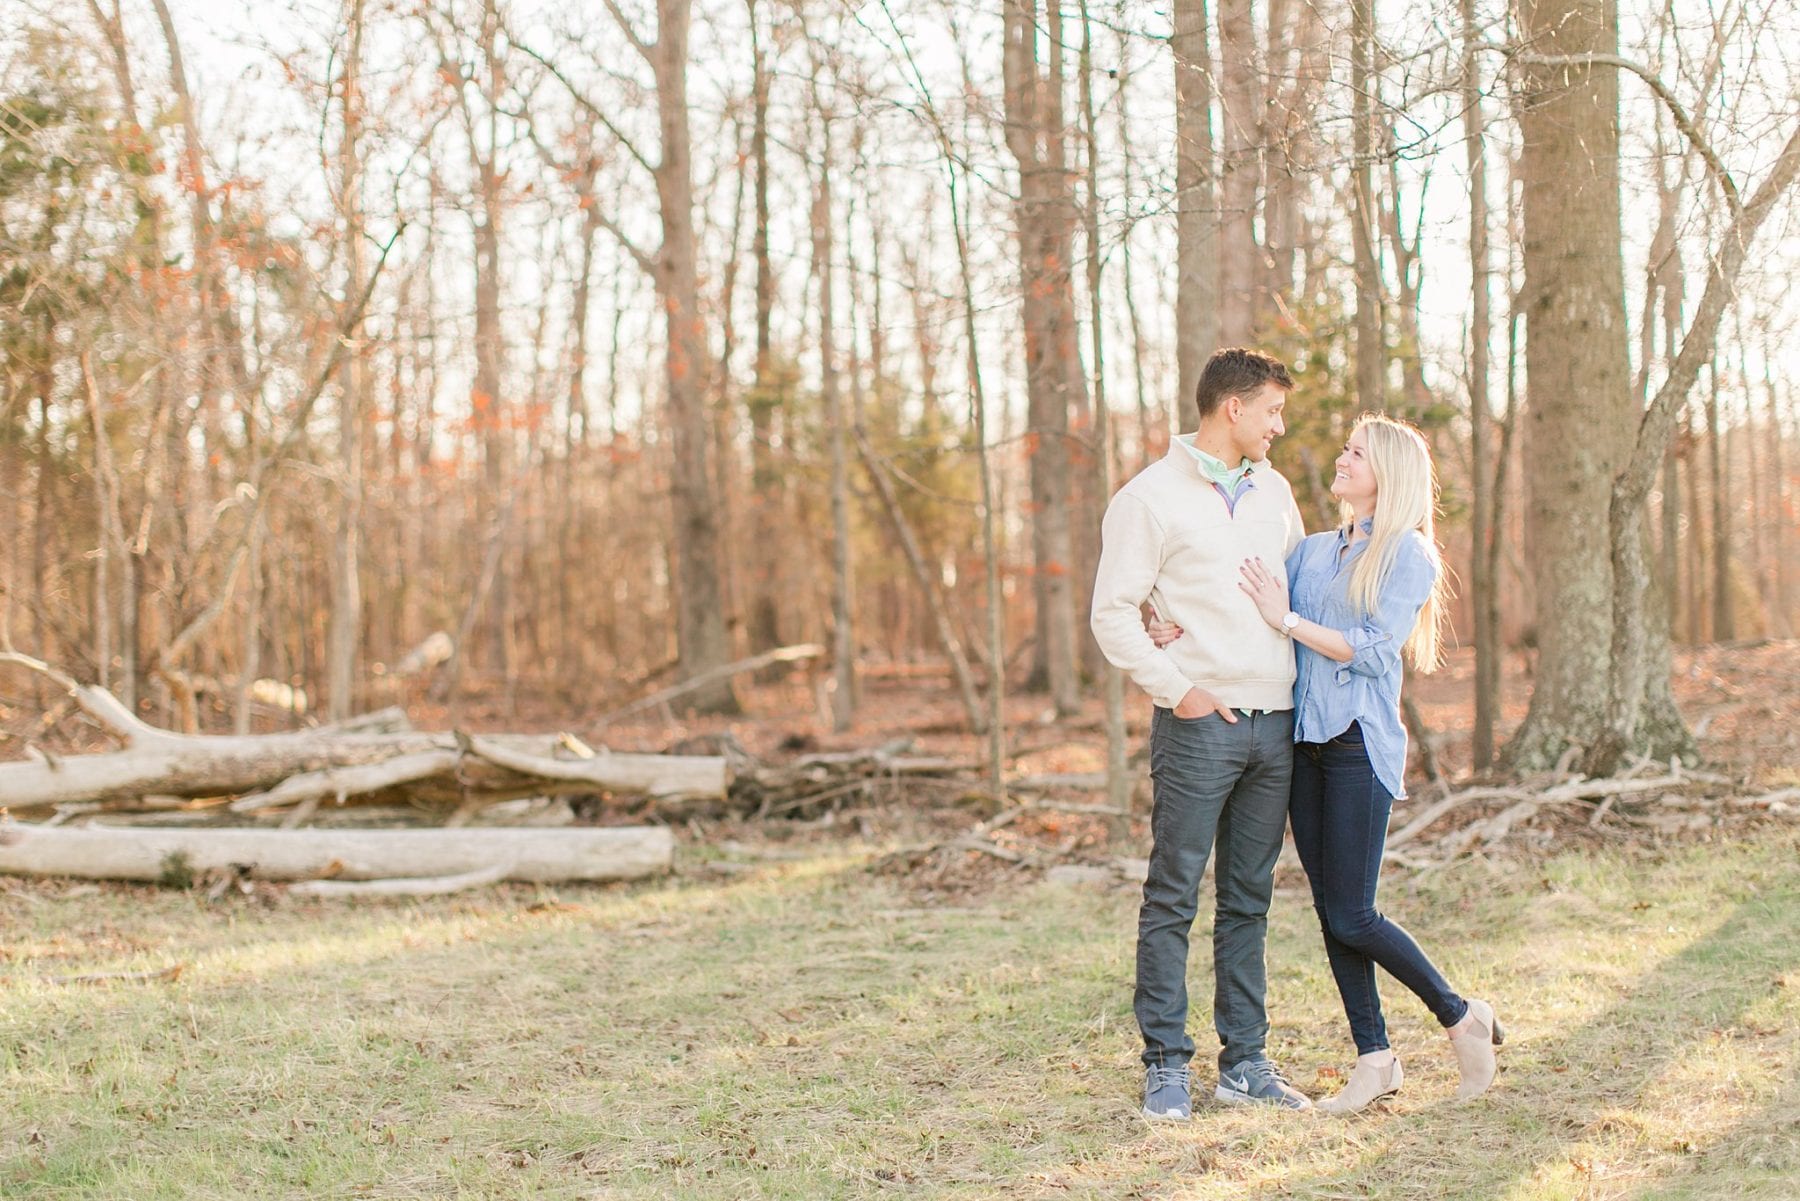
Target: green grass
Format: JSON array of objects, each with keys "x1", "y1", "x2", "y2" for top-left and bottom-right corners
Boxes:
[{"x1": 3, "y1": 830, "x2": 1797, "y2": 1200}]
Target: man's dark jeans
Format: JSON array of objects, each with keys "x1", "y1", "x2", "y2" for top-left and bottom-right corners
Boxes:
[
  {"x1": 1288, "y1": 721, "x2": 1467, "y2": 1054},
  {"x1": 1136, "y1": 706, "x2": 1294, "y2": 1071}
]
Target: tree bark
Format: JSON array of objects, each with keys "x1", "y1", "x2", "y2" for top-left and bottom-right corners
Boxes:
[
  {"x1": 1002, "y1": 0, "x2": 1083, "y2": 716},
  {"x1": 1079, "y1": 0, "x2": 1131, "y2": 836},
  {"x1": 471, "y1": 0, "x2": 512, "y2": 688},
  {"x1": 328, "y1": 0, "x2": 367, "y2": 722},
  {"x1": 1504, "y1": 0, "x2": 1637, "y2": 771},
  {"x1": 1462, "y1": 0, "x2": 1496, "y2": 769},
  {"x1": 812, "y1": 112, "x2": 857, "y2": 733},
  {"x1": 745, "y1": 0, "x2": 784, "y2": 664},
  {"x1": 1350, "y1": 0, "x2": 1384, "y2": 409},
  {"x1": 1216, "y1": 0, "x2": 1258, "y2": 346},
  {"x1": 653, "y1": 0, "x2": 740, "y2": 713},
  {"x1": 1704, "y1": 358, "x2": 1733, "y2": 639},
  {"x1": 1172, "y1": 0, "x2": 1219, "y2": 417}
]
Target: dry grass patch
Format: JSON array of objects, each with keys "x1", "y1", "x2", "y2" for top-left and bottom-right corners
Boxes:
[{"x1": 2, "y1": 832, "x2": 1797, "y2": 1199}]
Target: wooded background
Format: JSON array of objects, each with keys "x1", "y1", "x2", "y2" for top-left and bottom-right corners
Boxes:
[{"x1": 2, "y1": 0, "x2": 1796, "y2": 781}]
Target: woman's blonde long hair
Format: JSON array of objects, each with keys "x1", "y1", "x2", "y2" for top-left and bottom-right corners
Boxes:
[{"x1": 1341, "y1": 414, "x2": 1451, "y2": 673}]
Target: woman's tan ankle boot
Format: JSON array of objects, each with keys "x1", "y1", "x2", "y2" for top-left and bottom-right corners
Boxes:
[
  {"x1": 1450, "y1": 998, "x2": 1505, "y2": 1100},
  {"x1": 1317, "y1": 1053, "x2": 1403, "y2": 1114}
]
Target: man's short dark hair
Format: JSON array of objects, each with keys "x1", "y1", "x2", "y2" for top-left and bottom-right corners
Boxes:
[{"x1": 1194, "y1": 347, "x2": 1295, "y2": 421}]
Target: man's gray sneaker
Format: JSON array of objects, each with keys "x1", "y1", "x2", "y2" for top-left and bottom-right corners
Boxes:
[
  {"x1": 1142, "y1": 1063, "x2": 1193, "y2": 1121},
  {"x1": 1215, "y1": 1057, "x2": 1312, "y2": 1110}
]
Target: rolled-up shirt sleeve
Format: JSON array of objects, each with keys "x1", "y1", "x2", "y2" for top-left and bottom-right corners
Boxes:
[
  {"x1": 1333, "y1": 534, "x2": 1437, "y2": 683},
  {"x1": 1090, "y1": 492, "x2": 1194, "y2": 709}
]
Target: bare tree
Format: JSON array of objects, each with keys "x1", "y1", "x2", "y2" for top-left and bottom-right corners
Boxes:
[
  {"x1": 521, "y1": 0, "x2": 739, "y2": 713},
  {"x1": 1350, "y1": 0, "x2": 1384, "y2": 409},
  {"x1": 1506, "y1": 3, "x2": 1800, "y2": 772},
  {"x1": 1173, "y1": 0, "x2": 1219, "y2": 412},
  {"x1": 328, "y1": 0, "x2": 368, "y2": 721},
  {"x1": 1001, "y1": 0, "x2": 1085, "y2": 716},
  {"x1": 1215, "y1": 0, "x2": 1259, "y2": 345},
  {"x1": 810, "y1": 95, "x2": 856, "y2": 732}
]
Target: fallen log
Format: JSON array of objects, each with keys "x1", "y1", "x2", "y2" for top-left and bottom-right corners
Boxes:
[
  {"x1": 0, "y1": 654, "x2": 727, "y2": 812},
  {"x1": 0, "y1": 822, "x2": 673, "y2": 883},
  {"x1": 0, "y1": 732, "x2": 725, "y2": 810},
  {"x1": 460, "y1": 734, "x2": 724, "y2": 796}
]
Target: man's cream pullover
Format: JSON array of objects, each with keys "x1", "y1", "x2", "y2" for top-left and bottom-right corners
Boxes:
[{"x1": 1090, "y1": 436, "x2": 1306, "y2": 711}]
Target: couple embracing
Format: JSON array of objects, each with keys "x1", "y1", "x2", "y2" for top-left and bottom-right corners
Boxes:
[{"x1": 1090, "y1": 348, "x2": 1504, "y2": 1119}]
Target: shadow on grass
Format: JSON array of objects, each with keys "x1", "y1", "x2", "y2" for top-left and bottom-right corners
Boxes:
[
  {"x1": 6, "y1": 846, "x2": 1796, "y2": 1199},
  {"x1": 1626, "y1": 1066, "x2": 1800, "y2": 1201},
  {"x1": 1263, "y1": 889, "x2": 1800, "y2": 1201}
]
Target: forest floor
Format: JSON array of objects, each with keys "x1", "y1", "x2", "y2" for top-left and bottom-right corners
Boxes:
[{"x1": 2, "y1": 643, "x2": 1798, "y2": 1199}]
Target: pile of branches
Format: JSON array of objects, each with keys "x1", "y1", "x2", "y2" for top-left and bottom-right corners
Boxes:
[
  {"x1": 868, "y1": 755, "x2": 1800, "y2": 891},
  {"x1": 1376, "y1": 756, "x2": 1800, "y2": 869},
  {"x1": 0, "y1": 655, "x2": 998, "y2": 829}
]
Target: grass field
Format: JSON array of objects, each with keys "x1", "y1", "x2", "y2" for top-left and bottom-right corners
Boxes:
[{"x1": 3, "y1": 827, "x2": 1797, "y2": 1200}]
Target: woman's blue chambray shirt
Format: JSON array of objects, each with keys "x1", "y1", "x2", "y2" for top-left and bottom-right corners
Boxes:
[{"x1": 1286, "y1": 521, "x2": 1438, "y2": 799}]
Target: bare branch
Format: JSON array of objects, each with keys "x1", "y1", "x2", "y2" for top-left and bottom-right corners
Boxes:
[
  {"x1": 600, "y1": 0, "x2": 654, "y2": 61},
  {"x1": 593, "y1": 209, "x2": 659, "y2": 276},
  {"x1": 1507, "y1": 47, "x2": 1743, "y2": 219},
  {"x1": 1621, "y1": 121, "x2": 1800, "y2": 508},
  {"x1": 509, "y1": 37, "x2": 658, "y2": 178},
  {"x1": 0, "y1": 653, "x2": 160, "y2": 743}
]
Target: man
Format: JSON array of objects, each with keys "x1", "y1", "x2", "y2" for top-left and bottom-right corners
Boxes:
[{"x1": 1090, "y1": 348, "x2": 1309, "y2": 1119}]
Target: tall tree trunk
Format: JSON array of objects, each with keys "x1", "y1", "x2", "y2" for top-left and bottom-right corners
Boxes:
[
  {"x1": 471, "y1": 0, "x2": 512, "y2": 690},
  {"x1": 1216, "y1": 0, "x2": 1258, "y2": 346},
  {"x1": 1111, "y1": 14, "x2": 1150, "y2": 462},
  {"x1": 328, "y1": 0, "x2": 367, "y2": 722},
  {"x1": 82, "y1": 359, "x2": 125, "y2": 696},
  {"x1": 812, "y1": 115, "x2": 856, "y2": 732},
  {"x1": 147, "y1": 0, "x2": 226, "y2": 504},
  {"x1": 1350, "y1": 0, "x2": 1384, "y2": 408},
  {"x1": 1505, "y1": 0, "x2": 1635, "y2": 770},
  {"x1": 1705, "y1": 357, "x2": 1734, "y2": 639},
  {"x1": 1685, "y1": 414, "x2": 1705, "y2": 642},
  {"x1": 653, "y1": 0, "x2": 739, "y2": 713},
  {"x1": 1002, "y1": 0, "x2": 1082, "y2": 716},
  {"x1": 744, "y1": 0, "x2": 783, "y2": 666},
  {"x1": 1172, "y1": 0, "x2": 1217, "y2": 422},
  {"x1": 560, "y1": 130, "x2": 604, "y2": 680},
  {"x1": 1080, "y1": 0, "x2": 1131, "y2": 836},
  {"x1": 1764, "y1": 337, "x2": 1793, "y2": 635},
  {"x1": 235, "y1": 514, "x2": 262, "y2": 734},
  {"x1": 1462, "y1": 0, "x2": 1497, "y2": 769}
]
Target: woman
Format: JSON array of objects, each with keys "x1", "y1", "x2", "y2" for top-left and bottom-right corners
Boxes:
[{"x1": 1150, "y1": 413, "x2": 1503, "y2": 1112}]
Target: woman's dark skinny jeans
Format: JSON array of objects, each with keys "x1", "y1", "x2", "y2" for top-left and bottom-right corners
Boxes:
[{"x1": 1288, "y1": 722, "x2": 1469, "y2": 1054}]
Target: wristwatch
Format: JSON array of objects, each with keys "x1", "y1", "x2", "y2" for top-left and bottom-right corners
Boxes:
[{"x1": 1280, "y1": 611, "x2": 1301, "y2": 636}]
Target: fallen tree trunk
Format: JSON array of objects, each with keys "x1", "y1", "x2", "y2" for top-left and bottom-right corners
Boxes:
[
  {"x1": 0, "y1": 732, "x2": 725, "y2": 809},
  {"x1": 0, "y1": 823, "x2": 673, "y2": 883},
  {"x1": 0, "y1": 654, "x2": 726, "y2": 812}
]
